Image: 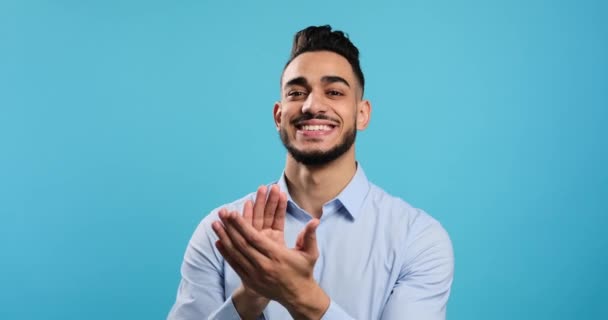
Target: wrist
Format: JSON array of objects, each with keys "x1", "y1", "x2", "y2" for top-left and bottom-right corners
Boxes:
[
  {"x1": 232, "y1": 285, "x2": 270, "y2": 320},
  {"x1": 282, "y1": 280, "x2": 330, "y2": 320}
]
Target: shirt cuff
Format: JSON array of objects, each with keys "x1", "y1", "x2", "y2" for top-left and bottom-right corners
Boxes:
[
  {"x1": 207, "y1": 296, "x2": 241, "y2": 320},
  {"x1": 321, "y1": 300, "x2": 354, "y2": 320}
]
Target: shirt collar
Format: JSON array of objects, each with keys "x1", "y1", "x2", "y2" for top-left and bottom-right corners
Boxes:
[{"x1": 276, "y1": 163, "x2": 371, "y2": 220}]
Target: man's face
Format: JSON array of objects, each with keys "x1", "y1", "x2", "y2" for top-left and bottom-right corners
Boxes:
[{"x1": 274, "y1": 51, "x2": 370, "y2": 166}]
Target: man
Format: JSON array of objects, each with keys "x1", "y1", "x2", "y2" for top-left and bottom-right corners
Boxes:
[{"x1": 168, "y1": 25, "x2": 454, "y2": 319}]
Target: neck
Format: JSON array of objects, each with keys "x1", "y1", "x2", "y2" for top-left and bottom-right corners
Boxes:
[{"x1": 284, "y1": 148, "x2": 357, "y2": 218}]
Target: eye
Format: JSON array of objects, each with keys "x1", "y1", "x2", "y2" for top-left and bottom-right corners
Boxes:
[
  {"x1": 327, "y1": 90, "x2": 344, "y2": 96},
  {"x1": 288, "y1": 90, "x2": 306, "y2": 96},
  {"x1": 287, "y1": 90, "x2": 307, "y2": 99}
]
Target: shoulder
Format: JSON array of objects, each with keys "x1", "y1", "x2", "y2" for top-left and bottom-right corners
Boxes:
[
  {"x1": 367, "y1": 183, "x2": 453, "y2": 276},
  {"x1": 367, "y1": 183, "x2": 443, "y2": 228},
  {"x1": 366, "y1": 182, "x2": 451, "y2": 250}
]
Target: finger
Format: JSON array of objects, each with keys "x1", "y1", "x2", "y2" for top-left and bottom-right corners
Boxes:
[
  {"x1": 263, "y1": 185, "x2": 280, "y2": 229},
  {"x1": 271, "y1": 191, "x2": 287, "y2": 231},
  {"x1": 211, "y1": 218, "x2": 256, "y2": 278},
  {"x1": 243, "y1": 200, "x2": 253, "y2": 225},
  {"x1": 297, "y1": 219, "x2": 320, "y2": 258},
  {"x1": 252, "y1": 185, "x2": 267, "y2": 230},
  {"x1": 221, "y1": 210, "x2": 273, "y2": 263},
  {"x1": 215, "y1": 240, "x2": 249, "y2": 282},
  {"x1": 295, "y1": 230, "x2": 305, "y2": 250},
  {"x1": 225, "y1": 210, "x2": 279, "y2": 259}
]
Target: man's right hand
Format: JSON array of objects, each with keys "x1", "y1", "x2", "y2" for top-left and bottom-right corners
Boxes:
[{"x1": 222, "y1": 184, "x2": 287, "y2": 320}]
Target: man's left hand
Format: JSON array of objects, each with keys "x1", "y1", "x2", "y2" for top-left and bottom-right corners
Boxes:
[{"x1": 212, "y1": 209, "x2": 330, "y2": 319}]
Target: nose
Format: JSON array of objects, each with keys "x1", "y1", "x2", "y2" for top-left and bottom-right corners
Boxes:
[{"x1": 301, "y1": 91, "x2": 328, "y2": 114}]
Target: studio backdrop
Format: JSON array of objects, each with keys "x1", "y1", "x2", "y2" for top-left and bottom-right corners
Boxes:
[{"x1": 1, "y1": 0, "x2": 606, "y2": 319}]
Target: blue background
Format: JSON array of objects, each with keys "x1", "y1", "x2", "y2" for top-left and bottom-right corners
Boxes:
[{"x1": 1, "y1": 0, "x2": 607, "y2": 319}]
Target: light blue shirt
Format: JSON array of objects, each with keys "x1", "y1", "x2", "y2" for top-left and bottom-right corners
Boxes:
[{"x1": 168, "y1": 165, "x2": 454, "y2": 319}]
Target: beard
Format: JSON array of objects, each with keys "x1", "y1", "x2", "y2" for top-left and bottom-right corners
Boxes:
[{"x1": 279, "y1": 118, "x2": 357, "y2": 167}]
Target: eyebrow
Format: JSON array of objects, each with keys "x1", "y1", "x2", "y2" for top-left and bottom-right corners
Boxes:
[
  {"x1": 283, "y1": 75, "x2": 351, "y2": 90},
  {"x1": 321, "y1": 75, "x2": 350, "y2": 87},
  {"x1": 284, "y1": 77, "x2": 309, "y2": 89}
]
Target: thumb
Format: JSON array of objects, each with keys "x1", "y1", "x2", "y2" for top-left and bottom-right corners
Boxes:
[{"x1": 298, "y1": 219, "x2": 320, "y2": 256}]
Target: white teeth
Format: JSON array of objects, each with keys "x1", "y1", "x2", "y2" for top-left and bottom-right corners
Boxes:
[{"x1": 301, "y1": 125, "x2": 332, "y2": 131}]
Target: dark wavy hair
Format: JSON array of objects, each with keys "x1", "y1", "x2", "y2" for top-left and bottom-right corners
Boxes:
[{"x1": 284, "y1": 25, "x2": 365, "y2": 96}]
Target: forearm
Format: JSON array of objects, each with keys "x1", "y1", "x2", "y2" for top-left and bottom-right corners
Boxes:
[
  {"x1": 231, "y1": 286, "x2": 270, "y2": 320},
  {"x1": 281, "y1": 281, "x2": 331, "y2": 320}
]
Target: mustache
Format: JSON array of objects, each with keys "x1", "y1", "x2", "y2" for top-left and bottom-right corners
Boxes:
[{"x1": 291, "y1": 113, "x2": 339, "y2": 125}]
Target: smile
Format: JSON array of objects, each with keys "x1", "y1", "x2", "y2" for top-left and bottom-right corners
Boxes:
[
  {"x1": 295, "y1": 124, "x2": 337, "y2": 137},
  {"x1": 298, "y1": 124, "x2": 334, "y2": 131}
]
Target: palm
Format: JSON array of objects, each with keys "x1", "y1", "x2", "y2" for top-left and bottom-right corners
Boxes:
[
  {"x1": 261, "y1": 228, "x2": 285, "y2": 246},
  {"x1": 238, "y1": 184, "x2": 287, "y2": 296}
]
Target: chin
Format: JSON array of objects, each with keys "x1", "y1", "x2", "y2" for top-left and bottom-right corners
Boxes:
[{"x1": 280, "y1": 124, "x2": 357, "y2": 166}]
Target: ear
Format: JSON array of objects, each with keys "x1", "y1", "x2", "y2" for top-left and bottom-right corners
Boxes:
[
  {"x1": 273, "y1": 102, "x2": 282, "y2": 131},
  {"x1": 356, "y1": 99, "x2": 371, "y2": 130}
]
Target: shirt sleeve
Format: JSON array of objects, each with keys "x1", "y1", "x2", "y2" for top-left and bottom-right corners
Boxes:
[
  {"x1": 167, "y1": 211, "x2": 247, "y2": 320},
  {"x1": 380, "y1": 216, "x2": 455, "y2": 320},
  {"x1": 321, "y1": 300, "x2": 356, "y2": 319}
]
